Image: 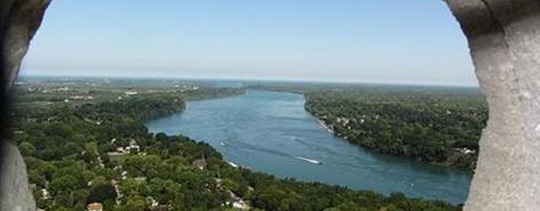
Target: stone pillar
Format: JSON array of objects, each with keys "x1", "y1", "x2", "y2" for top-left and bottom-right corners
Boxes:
[
  {"x1": 0, "y1": 0, "x2": 50, "y2": 211},
  {"x1": 444, "y1": 0, "x2": 540, "y2": 210},
  {"x1": 1, "y1": 0, "x2": 51, "y2": 89}
]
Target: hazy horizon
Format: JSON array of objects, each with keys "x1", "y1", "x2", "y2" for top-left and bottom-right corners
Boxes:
[
  {"x1": 21, "y1": 0, "x2": 477, "y2": 87},
  {"x1": 18, "y1": 74, "x2": 482, "y2": 89}
]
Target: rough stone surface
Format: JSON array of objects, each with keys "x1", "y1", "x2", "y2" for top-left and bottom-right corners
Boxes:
[
  {"x1": 1, "y1": 0, "x2": 51, "y2": 89},
  {"x1": 445, "y1": 0, "x2": 540, "y2": 210},
  {"x1": 0, "y1": 143, "x2": 36, "y2": 211},
  {"x1": 0, "y1": 0, "x2": 50, "y2": 211}
]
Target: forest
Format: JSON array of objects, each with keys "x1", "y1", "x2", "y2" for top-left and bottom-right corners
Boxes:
[
  {"x1": 9, "y1": 80, "x2": 460, "y2": 211},
  {"x1": 304, "y1": 88, "x2": 487, "y2": 170}
]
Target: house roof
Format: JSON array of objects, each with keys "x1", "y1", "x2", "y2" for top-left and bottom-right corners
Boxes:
[{"x1": 87, "y1": 202, "x2": 103, "y2": 211}]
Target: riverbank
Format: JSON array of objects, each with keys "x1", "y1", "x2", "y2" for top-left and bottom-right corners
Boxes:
[
  {"x1": 147, "y1": 89, "x2": 471, "y2": 205},
  {"x1": 308, "y1": 109, "x2": 477, "y2": 170},
  {"x1": 303, "y1": 90, "x2": 485, "y2": 171}
]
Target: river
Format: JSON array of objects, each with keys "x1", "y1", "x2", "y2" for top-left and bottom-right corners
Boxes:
[{"x1": 145, "y1": 90, "x2": 471, "y2": 204}]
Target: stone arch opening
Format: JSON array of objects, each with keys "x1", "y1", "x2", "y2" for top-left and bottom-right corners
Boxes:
[{"x1": 1, "y1": 0, "x2": 540, "y2": 210}]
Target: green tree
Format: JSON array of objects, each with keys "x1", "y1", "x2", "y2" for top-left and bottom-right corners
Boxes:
[{"x1": 19, "y1": 142, "x2": 36, "y2": 156}]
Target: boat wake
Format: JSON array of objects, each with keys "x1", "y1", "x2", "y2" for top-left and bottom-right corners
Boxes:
[{"x1": 295, "y1": 156, "x2": 323, "y2": 165}]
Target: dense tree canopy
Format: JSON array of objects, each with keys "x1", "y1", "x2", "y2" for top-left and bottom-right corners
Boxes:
[
  {"x1": 305, "y1": 88, "x2": 487, "y2": 170},
  {"x1": 10, "y1": 81, "x2": 461, "y2": 210}
]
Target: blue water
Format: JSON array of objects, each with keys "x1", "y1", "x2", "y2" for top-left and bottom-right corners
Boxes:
[{"x1": 146, "y1": 90, "x2": 471, "y2": 204}]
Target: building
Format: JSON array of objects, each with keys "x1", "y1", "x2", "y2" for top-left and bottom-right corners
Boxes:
[
  {"x1": 124, "y1": 91, "x2": 138, "y2": 96},
  {"x1": 192, "y1": 158, "x2": 207, "y2": 170},
  {"x1": 126, "y1": 139, "x2": 140, "y2": 152},
  {"x1": 69, "y1": 95, "x2": 94, "y2": 100},
  {"x1": 86, "y1": 202, "x2": 103, "y2": 211}
]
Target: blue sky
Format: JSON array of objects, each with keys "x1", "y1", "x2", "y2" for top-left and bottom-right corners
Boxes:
[{"x1": 21, "y1": 0, "x2": 477, "y2": 86}]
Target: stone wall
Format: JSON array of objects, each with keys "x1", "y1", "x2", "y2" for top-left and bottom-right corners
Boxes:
[
  {"x1": 0, "y1": 1, "x2": 50, "y2": 211},
  {"x1": 1, "y1": 0, "x2": 50, "y2": 89},
  {"x1": 444, "y1": 0, "x2": 540, "y2": 210}
]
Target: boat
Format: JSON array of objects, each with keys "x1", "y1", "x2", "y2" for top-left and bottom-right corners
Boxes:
[
  {"x1": 227, "y1": 161, "x2": 239, "y2": 168},
  {"x1": 295, "y1": 156, "x2": 323, "y2": 165}
]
